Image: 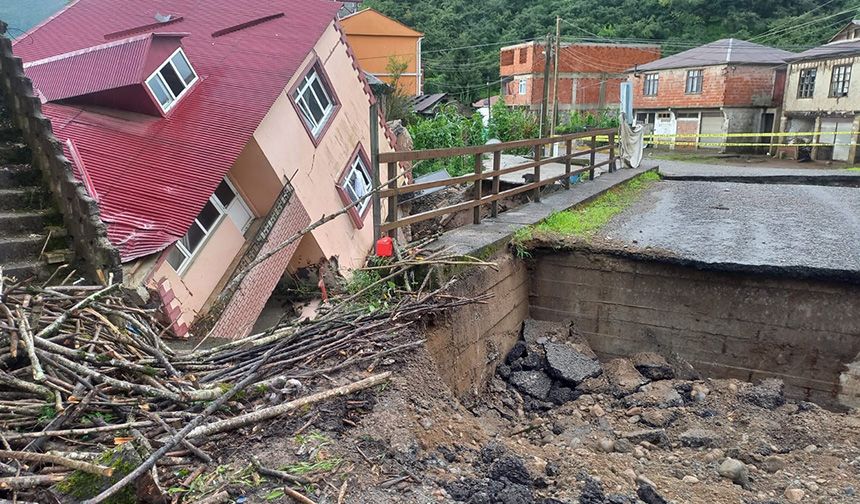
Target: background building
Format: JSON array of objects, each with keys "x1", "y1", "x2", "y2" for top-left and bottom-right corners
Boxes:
[
  {"x1": 340, "y1": 8, "x2": 424, "y2": 95},
  {"x1": 500, "y1": 41, "x2": 660, "y2": 117},
  {"x1": 630, "y1": 39, "x2": 792, "y2": 152},
  {"x1": 781, "y1": 21, "x2": 860, "y2": 162}
]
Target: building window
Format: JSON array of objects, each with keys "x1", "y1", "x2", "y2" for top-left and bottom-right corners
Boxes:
[
  {"x1": 685, "y1": 69, "x2": 703, "y2": 94},
  {"x1": 342, "y1": 155, "x2": 373, "y2": 214},
  {"x1": 518, "y1": 80, "x2": 527, "y2": 95},
  {"x1": 830, "y1": 64, "x2": 851, "y2": 97},
  {"x1": 293, "y1": 64, "x2": 336, "y2": 137},
  {"x1": 797, "y1": 68, "x2": 817, "y2": 98},
  {"x1": 145, "y1": 48, "x2": 198, "y2": 112},
  {"x1": 519, "y1": 48, "x2": 528, "y2": 64},
  {"x1": 335, "y1": 145, "x2": 373, "y2": 228},
  {"x1": 166, "y1": 178, "x2": 252, "y2": 273},
  {"x1": 643, "y1": 73, "x2": 659, "y2": 96}
]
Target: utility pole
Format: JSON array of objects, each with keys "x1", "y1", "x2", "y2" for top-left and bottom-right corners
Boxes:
[
  {"x1": 549, "y1": 15, "x2": 561, "y2": 143},
  {"x1": 539, "y1": 32, "x2": 552, "y2": 142}
]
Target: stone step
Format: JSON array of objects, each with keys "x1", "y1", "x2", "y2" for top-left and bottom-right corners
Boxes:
[
  {"x1": 0, "y1": 164, "x2": 40, "y2": 187},
  {"x1": 0, "y1": 210, "x2": 51, "y2": 234},
  {"x1": 0, "y1": 259, "x2": 42, "y2": 282},
  {"x1": 0, "y1": 187, "x2": 51, "y2": 211},
  {"x1": 0, "y1": 233, "x2": 45, "y2": 263},
  {"x1": 0, "y1": 142, "x2": 30, "y2": 165},
  {"x1": 0, "y1": 125, "x2": 21, "y2": 143}
]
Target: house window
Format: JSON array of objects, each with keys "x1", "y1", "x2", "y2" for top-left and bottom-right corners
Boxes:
[
  {"x1": 797, "y1": 68, "x2": 817, "y2": 98},
  {"x1": 166, "y1": 178, "x2": 252, "y2": 273},
  {"x1": 293, "y1": 65, "x2": 336, "y2": 137},
  {"x1": 685, "y1": 69, "x2": 703, "y2": 94},
  {"x1": 518, "y1": 79, "x2": 527, "y2": 95},
  {"x1": 145, "y1": 48, "x2": 198, "y2": 112},
  {"x1": 342, "y1": 155, "x2": 373, "y2": 214},
  {"x1": 830, "y1": 64, "x2": 852, "y2": 97},
  {"x1": 643, "y1": 73, "x2": 659, "y2": 96}
]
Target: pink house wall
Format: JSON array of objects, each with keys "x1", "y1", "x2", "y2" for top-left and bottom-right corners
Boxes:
[{"x1": 253, "y1": 22, "x2": 394, "y2": 271}]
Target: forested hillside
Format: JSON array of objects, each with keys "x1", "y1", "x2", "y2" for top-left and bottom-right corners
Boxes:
[{"x1": 365, "y1": 0, "x2": 858, "y2": 100}]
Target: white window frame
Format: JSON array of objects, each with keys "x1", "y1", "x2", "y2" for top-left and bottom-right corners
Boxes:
[
  {"x1": 643, "y1": 73, "x2": 659, "y2": 96},
  {"x1": 518, "y1": 79, "x2": 527, "y2": 95},
  {"x1": 145, "y1": 47, "x2": 198, "y2": 113},
  {"x1": 166, "y1": 178, "x2": 249, "y2": 274},
  {"x1": 342, "y1": 155, "x2": 372, "y2": 215},
  {"x1": 293, "y1": 66, "x2": 335, "y2": 137}
]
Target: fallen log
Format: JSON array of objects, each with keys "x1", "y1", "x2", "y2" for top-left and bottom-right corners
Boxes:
[
  {"x1": 186, "y1": 372, "x2": 392, "y2": 439},
  {"x1": 0, "y1": 449, "x2": 113, "y2": 477},
  {"x1": 0, "y1": 473, "x2": 65, "y2": 490}
]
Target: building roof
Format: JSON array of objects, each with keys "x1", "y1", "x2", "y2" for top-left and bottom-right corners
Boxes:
[
  {"x1": 13, "y1": 0, "x2": 340, "y2": 262},
  {"x1": 472, "y1": 95, "x2": 500, "y2": 108},
  {"x1": 828, "y1": 20, "x2": 860, "y2": 43},
  {"x1": 633, "y1": 39, "x2": 794, "y2": 72},
  {"x1": 786, "y1": 39, "x2": 860, "y2": 62},
  {"x1": 339, "y1": 8, "x2": 423, "y2": 37},
  {"x1": 409, "y1": 93, "x2": 448, "y2": 114},
  {"x1": 23, "y1": 32, "x2": 187, "y2": 102}
]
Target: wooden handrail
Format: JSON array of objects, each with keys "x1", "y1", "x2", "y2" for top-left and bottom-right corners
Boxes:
[
  {"x1": 378, "y1": 128, "x2": 616, "y2": 163},
  {"x1": 378, "y1": 145, "x2": 613, "y2": 199},
  {"x1": 374, "y1": 127, "x2": 618, "y2": 237},
  {"x1": 380, "y1": 164, "x2": 595, "y2": 233}
]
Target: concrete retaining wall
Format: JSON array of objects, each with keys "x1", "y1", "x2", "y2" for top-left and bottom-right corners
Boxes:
[
  {"x1": 425, "y1": 253, "x2": 529, "y2": 401},
  {"x1": 529, "y1": 249, "x2": 860, "y2": 409}
]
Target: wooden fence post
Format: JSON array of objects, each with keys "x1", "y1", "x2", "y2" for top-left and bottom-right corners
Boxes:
[
  {"x1": 608, "y1": 131, "x2": 616, "y2": 172},
  {"x1": 564, "y1": 139, "x2": 572, "y2": 189},
  {"x1": 473, "y1": 154, "x2": 482, "y2": 224},
  {"x1": 369, "y1": 102, "x2": 381, "y2": 243},
  {"x1": 533, "y1": 144, "x2": 542, "y2": 202},
  {"x1": 589, "y1": 134, "x2": 596, "y2": 181},
  {"x1": 387, "y1": 162, "x2": 398, "y2": 239},
  {"x1": 491, "y1": 150, "x2": 501, "y2": 217}
]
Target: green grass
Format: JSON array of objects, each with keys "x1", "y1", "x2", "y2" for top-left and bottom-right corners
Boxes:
[
  {"x1": 844, "y1": 166, "x2": 860, "y2": 172},
  {"x1": 513, "y1": 170, "x2": 661, "y2": 248}
]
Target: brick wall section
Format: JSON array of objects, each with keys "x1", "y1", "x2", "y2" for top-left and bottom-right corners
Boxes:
[
  {"x1": 0, "y1": 22, "x2": 121, "y2": 281},
  {"x1": 501, "y1": 42, "x2": 659, "y2": 76},
  {"x1": 633, "y1": 64, "x2": 783, "y2": 110},
  {"x1": 501, "y1": 42, "x2": 660, "y2": 110},
  {"x1": 210, "y1": 197, "x2": 311, "y2": 339}
]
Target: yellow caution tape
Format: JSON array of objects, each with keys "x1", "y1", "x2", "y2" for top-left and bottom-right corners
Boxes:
[
  {"x1": 649, "y1": 140, "x2": 859, "y2": 147},
  {"x1": 646, "y1": 131, "x2": 858, "y2": 138}
]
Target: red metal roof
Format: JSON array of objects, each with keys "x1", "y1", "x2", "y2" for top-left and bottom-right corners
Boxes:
[
  {"x1": 13, "y1": 0, "x2": 340, "y2": 262},
  {"x1": 23, "y1": 32, "x2": 186, "y2": 102}
]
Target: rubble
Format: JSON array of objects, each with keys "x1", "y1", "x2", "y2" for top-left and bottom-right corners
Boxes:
[
  {"x1": 632, "y1": 352, "x2": 675, "y2": 381},
  {"x1": 544, "y1": 342, "x2": 602, "y2": 385},
  {"x1": 739, "y1": 378, "x2": 786, "y2": 409}
]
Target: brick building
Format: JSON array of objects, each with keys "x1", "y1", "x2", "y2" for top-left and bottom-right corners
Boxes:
[
  {"x1": 629, "y1": 39, "x2": 792, "y2": 151},
  {"x1": 500, "y1": 41, "x2": 660, "y2": 117}
]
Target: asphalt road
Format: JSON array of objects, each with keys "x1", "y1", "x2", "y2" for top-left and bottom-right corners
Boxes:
[{"x1": 602, "y1": 180, "x2": 860, "y2": 271}]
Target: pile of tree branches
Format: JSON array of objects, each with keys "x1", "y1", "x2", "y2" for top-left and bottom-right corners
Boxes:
[{"x1": 0, "y1": 245, "x2": 492, "y2": 503}]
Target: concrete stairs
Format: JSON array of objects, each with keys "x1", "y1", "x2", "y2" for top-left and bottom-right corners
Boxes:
[{"x1": 0, "y1": 109, "x2": 72, "y2": 282}]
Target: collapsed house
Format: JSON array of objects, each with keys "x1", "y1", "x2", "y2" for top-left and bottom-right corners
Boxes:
[{"x1": 9, "y1": 0, "x2": 397, "y2": 338}]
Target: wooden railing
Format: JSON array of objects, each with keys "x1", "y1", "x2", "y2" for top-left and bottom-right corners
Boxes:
[{"x1": 371, "y1": 128, "x2": 618, "y2": 240}]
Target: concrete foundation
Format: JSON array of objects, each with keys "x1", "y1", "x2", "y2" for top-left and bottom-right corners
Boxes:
[
  {"x1": 425, "y1": 253, "x2": 530, "y2": 401},
  {"x1": 528, "y1": 248, "x2": 860, "y2": 410}
]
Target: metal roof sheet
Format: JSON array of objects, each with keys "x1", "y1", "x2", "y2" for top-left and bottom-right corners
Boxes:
[
  {"x1": 23, "y1": 32, "x2": 187, "y2": 102},
  {"x1": 634, "y1": 39, "x2": 794, "y2": 72},
  {"x1": 13, "y1": 0, "x2": 340, "y2": 262},
  {"x1": 787, "y1": 40, "x2": 860, "y2": 62}
]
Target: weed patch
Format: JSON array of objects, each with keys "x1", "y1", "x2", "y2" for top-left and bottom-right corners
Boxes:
[{"x1": 512, "y1": 171, "x2": 660, "y2": 250}]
